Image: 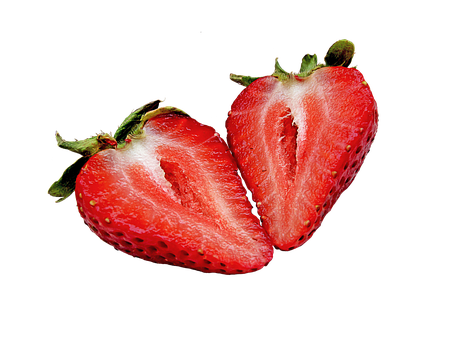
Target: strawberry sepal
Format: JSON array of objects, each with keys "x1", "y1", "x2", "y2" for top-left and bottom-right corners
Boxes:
[
  {"x1": 230, "y1": 39, "x2": 356, "y2": 87},
  {"x1": 272, "y1": 58, "x2": 290, "y2": 81},
  {"x1": 49, "y1": 100, "x2": 170, "y2": 203},
  {"x1": 298, "y1": 54, "x2": 319, "y2": 77},
  {"x1": 114, "y1": 99, "x2": 161, "y2": 144},
  {"x1": 56, "y1": 132, "x2": 117, "y2": 157},
  {"x1": 229, "y1": 74, "x2": 260, "y2": 87},
  {"x1": 48, "y1": 156, "x2": 89, "y2": 202},
  {"x1": 115, "y1": 104, "x2": 189, "y2": 147},
  {"x1": 49, "y1": 132, "x2": 117, "y2": 203}
]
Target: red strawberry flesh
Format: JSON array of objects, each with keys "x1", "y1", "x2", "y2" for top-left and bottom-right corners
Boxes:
[
  {"x1": 76, "y1": 113, "x2": 273, "y2": 274},
  {"x1": 227, "y1": 67, "x2": 378, "y2": 250}
]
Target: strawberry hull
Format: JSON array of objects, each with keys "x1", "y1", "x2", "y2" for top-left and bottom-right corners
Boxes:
[{"x1": 227, "y1": 66, "x2": 378, "y2": 251}]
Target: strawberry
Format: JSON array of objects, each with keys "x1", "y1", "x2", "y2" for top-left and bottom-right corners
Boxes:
[
  {"x1": 226, "y1": 40, "x2": 378, "y2": 251},
  {"x1": 49, "y1": 101, "x2": 273, "y2": 274}
]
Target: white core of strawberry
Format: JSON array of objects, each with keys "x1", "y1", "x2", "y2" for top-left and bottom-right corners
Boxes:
[
  {"x1": 254, "y1": 77, "x2": 319, "y2": 233},
  {"x1": 280, "y1": 78, "x2": 314, "y2": 156},
  {"x1": 121, "y1": 133, "x2": 180, "y2": 202},
  {"x1": 118, "y1": 128, "x2": 234, "y2": 212}
]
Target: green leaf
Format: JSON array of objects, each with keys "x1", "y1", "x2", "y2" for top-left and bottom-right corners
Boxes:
[
  {"x1": 48, "y1": 157, "x2": 89, "y2": 202},
  {"x1": 230, "y1": 74, "x2": 260, "y2": 87},
  {"x1": 298, "y1": 54, "x2": 318, "y2": 77},
  {"x1": 56, "y1": 132, "x2": 117, "y2": 157},
  {"x1": 49, "y1": 100, "x2": 163, "y2": 203},
  {"x1": 324, "y1": 39, "x2": 355, "y2": 67},
  {"x1": 272, "y1": 58, "x2": 289, "y2": 81},
  {"x1": 114, "y1": 100, "x2": 161, "y2": 143},
  {"x1": 142, "y1": 106, "x2": 189, "y2": 122}
]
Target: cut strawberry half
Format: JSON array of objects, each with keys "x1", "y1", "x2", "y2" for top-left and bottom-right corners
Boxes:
[
  {"x1": 226, "y1": 40, "x2": 378, "y2": 250},
  {"x1": 49, "y1": 102, "x2": 273, "y2": 274}
]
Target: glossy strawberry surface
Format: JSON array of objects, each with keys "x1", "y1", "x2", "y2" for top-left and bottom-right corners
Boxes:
[
  {"x1": 74, "y1": 111, "x2": 273, "y2": 274},
  {"x1": 227, "y1": 66, "x2": 378, "y2": 250}
]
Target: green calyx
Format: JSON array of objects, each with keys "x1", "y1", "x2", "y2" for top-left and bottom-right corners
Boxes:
[
  {"x1": 48, "y1": 100, "x2": 187, "y2": 202},
  {"x1": 56, "y1": 132, "x2": 117, "y2": 157},
  {"x1": 324, "y1": 39, "x2": 355, "y2": 67},
  {"x1": 230, "y1": 39, "x2": 355, "y2": 86},
  {"x1": 299, "y1": 54, "x2": 319, "y2": 77},
  {"x1": 114, "y1": 99, "x2": 161, "y2": 144},
  {"x1": 48, "y1": 157, "x2": 90, "y2": 203}
]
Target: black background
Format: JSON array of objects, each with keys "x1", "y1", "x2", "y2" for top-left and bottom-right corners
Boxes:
[{"x1": 42, "y1": 27, "x2": 389, "y2": 286}]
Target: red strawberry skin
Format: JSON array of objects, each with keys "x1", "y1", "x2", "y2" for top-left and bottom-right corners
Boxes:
[
  {"x1": 226, "y1": 66, "x2": 378, "y2": 250},
  {"x1": 75, "y1": 112, "x2": 273, "y2": 274}
]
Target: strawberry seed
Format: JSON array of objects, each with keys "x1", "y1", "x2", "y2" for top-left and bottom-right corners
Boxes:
[{"x1": 157, "y1": 241, "x2": 168, "y2": 248}]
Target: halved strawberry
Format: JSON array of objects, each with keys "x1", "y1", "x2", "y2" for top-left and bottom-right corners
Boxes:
[
  {"x1": 49, "y1": 102, "x2": 273, "y2": 274},
  {"x1": 226, "y1": 40, "x2": 378, "y2": 251}
]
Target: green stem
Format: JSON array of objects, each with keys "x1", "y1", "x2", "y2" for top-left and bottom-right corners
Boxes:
[{"x1": 324, "y1": 39, "x2": 355, "y2": 67}]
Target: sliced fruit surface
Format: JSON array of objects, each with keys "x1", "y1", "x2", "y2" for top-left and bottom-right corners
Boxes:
[
  {"x1": 53, "y1": 106, "x2": 273, "y2": 274},
  {"x1": 226, "y1": 41, "x2": 378, "y2": 250}
]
